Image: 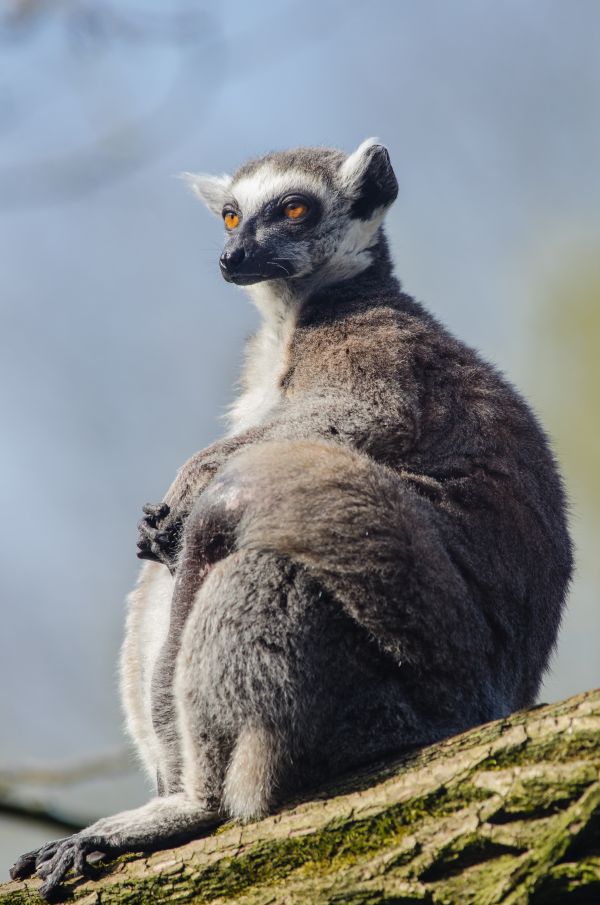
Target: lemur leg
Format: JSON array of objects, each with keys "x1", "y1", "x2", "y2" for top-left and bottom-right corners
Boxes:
[
  {"x1": 235, "y1": 441, "x2": 488, "y2": 654},
  {"x1": 196, "y1": 440, "x2": 506, "y2": 730},
  {"x1": 151, "y1": 436, "x2": 504, "y2": 828},
  {"x1": 173, "y1": 547, "x2": 323, "y2": 821},
  {"x1": 170, "y1": 475, "x2": 455, "y2": 821},
  {"x1": 142, "y1": 474, "x2": 301, "y2": 819},
  {"x1": 11, "y1": 502, "x2": 240, "y2": 897},
  {"x1": 10, "y1": 795, "x2": 219, "y2": 898}
]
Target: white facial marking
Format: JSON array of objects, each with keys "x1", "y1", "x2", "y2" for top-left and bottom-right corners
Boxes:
[
  {"x1": 232, "y1": 165, "x2": 328, "y2": 219},
  {"x1": 321, "y1": 210, "x2": 385, "y2": 285}
]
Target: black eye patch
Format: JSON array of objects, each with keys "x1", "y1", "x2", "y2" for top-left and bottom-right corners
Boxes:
[{"x1": 260, "y1": 193, "x2": 322, "y2": 230}]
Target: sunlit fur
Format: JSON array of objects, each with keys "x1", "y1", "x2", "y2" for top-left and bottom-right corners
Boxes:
[{"x1": 11, "y1": 140, "x2": 572, "y2": 900}]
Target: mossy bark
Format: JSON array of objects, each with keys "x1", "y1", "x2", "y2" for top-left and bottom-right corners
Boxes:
[{"x1": 2, "y1": 689, "x2": 599, "y2": 904}]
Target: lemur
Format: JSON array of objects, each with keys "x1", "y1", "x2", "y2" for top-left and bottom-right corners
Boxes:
[{"x1": 12, "y1": 139, "x2": 572, "y2": 898}]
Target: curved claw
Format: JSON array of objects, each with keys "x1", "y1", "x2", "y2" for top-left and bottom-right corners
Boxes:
[
  {"x1": 10, "y1": 839, "x2": 65, "y2": 881},
  {"x1": 10, "y1": 850, "x2": 37, "y2": 881}
]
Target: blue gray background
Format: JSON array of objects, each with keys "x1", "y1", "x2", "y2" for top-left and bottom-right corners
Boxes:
[{"x1": 1, "y1": 0, "x2": 599, "y2": 875}]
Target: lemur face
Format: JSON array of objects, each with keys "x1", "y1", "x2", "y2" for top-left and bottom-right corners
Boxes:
[
  {"x1": 217, "y1": 169, "x2": 326, "y2": 286},
  {"x1": 183, "y1": 139, "x2": 398, "y2": 290}
]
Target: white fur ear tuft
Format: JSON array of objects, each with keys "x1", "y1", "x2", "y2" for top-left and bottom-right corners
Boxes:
[
  {"x1": 180, "y1": 171, "x2": 233, "y2": 215},
  {"x1": 339, "y1": 137, "x2": 381, "y2": 192}
]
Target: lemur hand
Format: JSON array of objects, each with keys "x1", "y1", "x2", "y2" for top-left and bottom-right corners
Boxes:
[
  {"x1": 137, "y1": 503, "x2": 184, "y2": 574},
  {"x1": 136, "y1": 451, "x2": 217, "y2": 572},
  {"x1": 11, "y1": 834, "x2": 110, "y2": 900},
  {"x1": 136, "y1": 429, "x2": 266, "y2": 572}
]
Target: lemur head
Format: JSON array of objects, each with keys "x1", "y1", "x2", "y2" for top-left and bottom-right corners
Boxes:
[{"x1": 183, "y1": 138, "x2": 398, "y2": 295}]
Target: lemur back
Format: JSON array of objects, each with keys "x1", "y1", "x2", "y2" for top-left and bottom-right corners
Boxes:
[{"x1": 12, "y1": 139, "x2": 572, "y2": 899}]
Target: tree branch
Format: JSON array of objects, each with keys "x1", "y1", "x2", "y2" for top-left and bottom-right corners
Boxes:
[{"x1": 2, "y1": 688, "x2": 599, "y2": 903}]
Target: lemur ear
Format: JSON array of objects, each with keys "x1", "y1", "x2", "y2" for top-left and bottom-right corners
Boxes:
[
  {"x1": 339, "y1": 138, "x2": 398, "y2": 220},
  {"x1": 180, "y1": 172, "x2": 233, "y2": 215}
]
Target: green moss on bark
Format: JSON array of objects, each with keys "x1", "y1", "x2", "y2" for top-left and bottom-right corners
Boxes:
[{"x1": 2, "y1": 689, "x2": 599, "y2": 904}]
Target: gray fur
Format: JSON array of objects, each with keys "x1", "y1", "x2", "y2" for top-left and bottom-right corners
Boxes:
[
  {"x1": 234, "y1": 146, "x2": 346, "y2": 185},
  {"x1": 12, "y1": 139, "x2": 572, "y2": 896}
]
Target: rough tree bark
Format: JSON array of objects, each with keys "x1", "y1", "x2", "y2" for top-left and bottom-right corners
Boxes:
[{"x1": 2, "y1": 688, "x2": 599, "y2": 904}]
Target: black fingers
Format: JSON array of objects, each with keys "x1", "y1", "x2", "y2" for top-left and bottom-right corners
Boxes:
[
  {"x1": 10, "y1": 838, "x2": 66, "y2": 881},
  {"x1": 11, "y1": 837, "x2": 110, "y2": 901},
  {"x1": 142, "y1": 503, "x2": 170, "y2": 525},
  {"x1": 136, "y1": 514, "x2": 162, "y2": 562},
  {"x1": 10, "y1": 850, "x2": 37, "y2": 880},
  {"x1": 137, "y1": 502, "x2": 170, "y2": 561},
  {"x1": 137, "y1": 502, "x2": 182, "y2": 573},
  {"x1": 136, "y1": 545, "x2": 160, "y2": 562},
  {"x1": 38, "y1": 840, "x2": 80, "y2": 900}
]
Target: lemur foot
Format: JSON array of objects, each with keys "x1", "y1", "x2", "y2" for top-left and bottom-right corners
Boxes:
[
  {"x1": 10, "y1": 835, "x2": 109, "y2": 900},
  {"x1": 137, "y1": 502, "x2": 183, "y2": 574}
]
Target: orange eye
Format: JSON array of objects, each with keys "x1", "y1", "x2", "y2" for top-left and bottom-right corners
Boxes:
[
  {"x1": 284, "y1": 201, "x2": 308, "y2": 220},
  {"x1": 224, "y1": 211, "x2": 239, "y2": 230}
]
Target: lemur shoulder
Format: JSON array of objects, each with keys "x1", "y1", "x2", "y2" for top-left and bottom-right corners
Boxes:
[{"x1": 12, "y1": 139, "x2": 572, "y2": 897}]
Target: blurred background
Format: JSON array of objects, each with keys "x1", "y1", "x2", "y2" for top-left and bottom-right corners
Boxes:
[{"x1": 1, "y1": 0, "x2": 599, "y2": 876}]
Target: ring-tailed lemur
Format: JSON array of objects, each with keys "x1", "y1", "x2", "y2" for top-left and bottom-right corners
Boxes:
[{"x1": 12, "y1": 139, "x2": 572, "y2": 898}]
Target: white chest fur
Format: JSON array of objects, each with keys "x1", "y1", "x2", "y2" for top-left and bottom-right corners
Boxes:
[{"x1": 226, "y1": 288, "x2": 297, "y2": 436}]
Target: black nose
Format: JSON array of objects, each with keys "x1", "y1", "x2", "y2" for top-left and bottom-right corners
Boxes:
[{"x1": 220, "y1": 247, "x2": 245, "y2": 273}]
